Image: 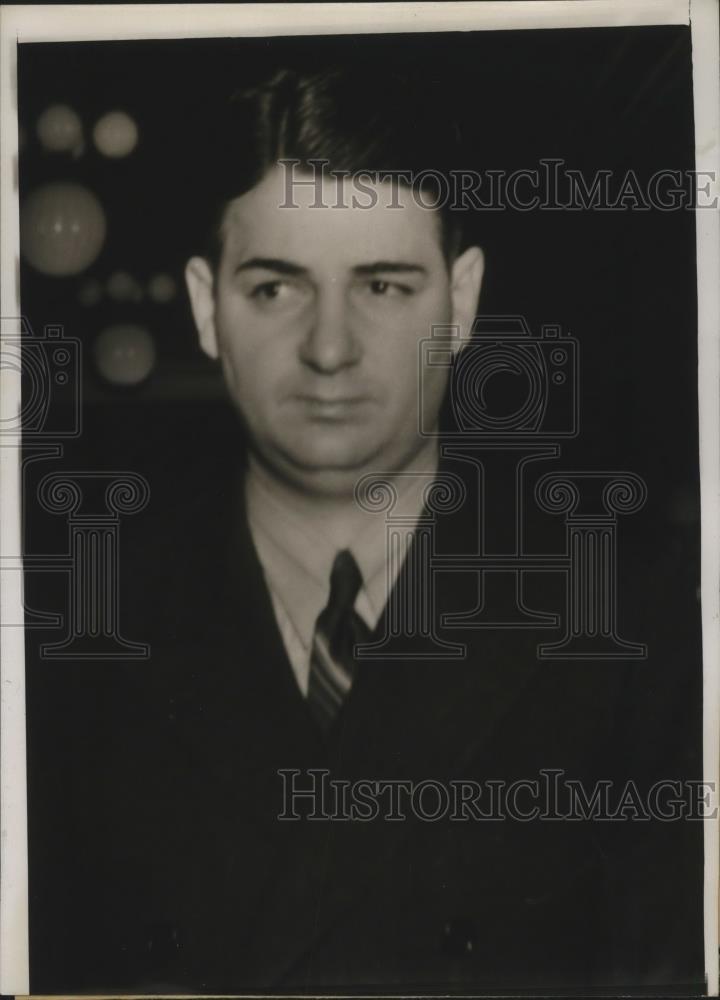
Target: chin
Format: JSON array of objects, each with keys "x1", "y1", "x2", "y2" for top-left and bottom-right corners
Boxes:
[
  {"x1": 296, "y1": 469, "x2": 369, "y2": 498},
  {"x1": 272, "y1": 440, "x2": 385, "y2": 495},
  {"x1": 282, "y1": 435, "x2": 379, "y2": 470}
]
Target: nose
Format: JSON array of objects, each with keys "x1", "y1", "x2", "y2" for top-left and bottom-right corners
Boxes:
[{"x1": 298, "y1": 286, "x2": 361, "y2": 374}]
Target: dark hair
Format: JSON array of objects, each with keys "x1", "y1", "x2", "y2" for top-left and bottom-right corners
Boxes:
[{"x1": 205, "y1": 61, "x2": 467, "y2": 269}]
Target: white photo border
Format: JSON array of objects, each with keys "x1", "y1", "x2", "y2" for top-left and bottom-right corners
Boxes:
[{"x1": 1, "y1": 2, "x2": 716, "y2": 995}]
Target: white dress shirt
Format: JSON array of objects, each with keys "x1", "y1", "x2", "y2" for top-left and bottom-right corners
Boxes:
[{"x1": 246, "y1": 449, "x2": 438, "y2": 695}]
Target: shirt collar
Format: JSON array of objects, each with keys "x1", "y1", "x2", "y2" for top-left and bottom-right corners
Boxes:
[{"x1": 245, "y1": 448, "x2": 438, "y2": 651}]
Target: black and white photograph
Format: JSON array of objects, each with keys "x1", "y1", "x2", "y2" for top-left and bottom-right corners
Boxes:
[{"x1": 1, "y1": 2, "x2": 719, "y2": 996}]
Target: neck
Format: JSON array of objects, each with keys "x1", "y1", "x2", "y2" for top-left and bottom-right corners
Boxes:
[{"x1": 246, "y1": 441, "x2": 440, "y2": 549}]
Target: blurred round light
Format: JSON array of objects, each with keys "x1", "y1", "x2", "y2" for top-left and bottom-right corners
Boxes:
[
  {"x1": 147, "y1": 273, "x2": 177, "y2": 304},
  {"x1": 94, "y1": 324, "x2": 156, "y2": 386},
  {"x1": 107, "y1": 270, "x2": 143, "y2": 303},
  {"x1": 36, "y1": 104, "x2": 83, "y2": 153},
  {"x1": 21, "y1": 182, "x2": 106, "y2": 277},
  {"x1": 78, "y1": 278, "x2": 103, "y2": 307},
  {"x1": 93, "y1": 111, "x2": 138, "y2": 158}
]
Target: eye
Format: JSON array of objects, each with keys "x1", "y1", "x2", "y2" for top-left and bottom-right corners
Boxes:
[
  {"x1": 367, "y1": 279, "x2": 412, "y2": 297},
  {"x1": 251, "y1": 280, "x2": 285, "y2": 300},
  {"x1": 241, "y1": 275, "x2": 310, "y2": 311}
]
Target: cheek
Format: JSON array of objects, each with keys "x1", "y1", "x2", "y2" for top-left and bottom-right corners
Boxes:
[
  {"x1": 372, "y1": 299, "x2": 451, "y2": 399},
  {"x1": 422, "y1": 365, "x2": 450, "y2": 408},
  {"x1": 215, "y1": 308, "x2": 291, "y2": 397},
  {"x1": 220, "y1": 347, "x2": 283, "y2": 415}
]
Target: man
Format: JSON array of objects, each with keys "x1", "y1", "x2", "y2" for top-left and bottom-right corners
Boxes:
[
  {"x1": 27, "y1": 62, "x2": 704, "y2": 994},
  {"x1": 183, "y1": 66, "x2": 483, "y2": 715}
]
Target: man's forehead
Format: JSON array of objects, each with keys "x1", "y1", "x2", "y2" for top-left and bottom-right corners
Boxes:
[{"x1": 218, "y1": 164, "x2": 445, "y2": 266}]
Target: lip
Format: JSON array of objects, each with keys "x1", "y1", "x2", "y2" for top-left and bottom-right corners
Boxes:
[
  {"x1": 294, "y1": 394, "x2": 370, "y2": 418},
  {"x1": 299, "y1": 394, "x2": 367, "y2": 404}
]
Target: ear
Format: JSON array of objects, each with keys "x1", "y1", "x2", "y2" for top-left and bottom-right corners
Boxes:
[
  {"x1": 185, "y1": 256, "x2": 219, "y2": 360},
  {"x1": 449, "y1": 246, "x2": 484, "y2": 358}
]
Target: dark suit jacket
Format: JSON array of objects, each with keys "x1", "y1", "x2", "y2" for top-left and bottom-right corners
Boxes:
[{"x1": 26, "y1": 447, "x2": 705, "y2": 995}]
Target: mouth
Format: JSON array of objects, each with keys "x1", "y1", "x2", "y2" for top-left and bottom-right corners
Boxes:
[{"x1": 294, "y1": 394, "x2": 371, "y2": 420}]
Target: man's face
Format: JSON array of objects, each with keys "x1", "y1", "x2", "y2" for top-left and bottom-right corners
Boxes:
[{"x1": 186, "y1": 165, "x2": 483, "y2": 496}]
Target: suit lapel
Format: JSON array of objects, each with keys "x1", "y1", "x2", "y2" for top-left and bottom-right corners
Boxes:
[{"x1": 343, "y1": 450, "x2": 542, "y2": 777}]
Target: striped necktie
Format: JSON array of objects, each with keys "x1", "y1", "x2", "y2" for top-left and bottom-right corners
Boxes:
[{"x1": 307, "y1": 549, "x2": 371, "y2": 730}]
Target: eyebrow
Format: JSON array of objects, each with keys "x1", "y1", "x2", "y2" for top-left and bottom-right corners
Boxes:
[
  {"x1": 234, "y1": 257, "x2": 428, "y2": 277},
  {"x1": 353, "y1": 261, "x2": 428, "y2": 277},
  {"x1": 234, "y1": 257, "x2": 306, "y2": 276}
]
